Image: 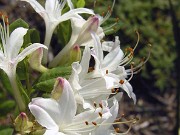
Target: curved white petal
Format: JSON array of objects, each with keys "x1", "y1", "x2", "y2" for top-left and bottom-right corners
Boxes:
[
  {"x1": 92, "y1": 99, "x2": 119, "y2": 135},
  {"x1": 15, "y1": 43, "x2": 47, "y2": 64},
  {"x1": 91, "y1": 32, "x2": 103, "y2": 63},
  {"x1": 8, "y1": 27, "x2": 28, "y2": 59},
  {"x1": 67, "y1": 0, "x2": 74, "y2": 9},
  {"x1": 0, "y1": 50, "x2": 4, "y2": 61},
  {"x1": 44, "y1": 130, "x2": 65, "y2": 135},
  {"x1": 57, "y1": 79, "x2": 77, "y2": 126},
  {"x1": 79, "y1": 46, "x2": 91, "y2": 79},
  {"x1": 69, "y1": 62, "x2": 82, "y2": 90},
  {"x1": 45, "y1": 0, "x2": 59, "y2": 14},
  {"x1": 20, "y1": 0, "x2": 45, "y2": 16},
  {"x1": 102, "y1": 46, "x2": 124, "y2": 72},
  {"x1": 29, "y1": 98, "x2": 59, "y2": 130},
  {"x1": 57, "y1": 8, "x2": 94, "y2": 24}
]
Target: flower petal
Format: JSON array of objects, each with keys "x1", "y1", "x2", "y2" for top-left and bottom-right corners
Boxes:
[
  {"x1": 15, "y1": 43, "x2": 47, "y2": 64},
  {"x1": 56, "y1": 79, "x2": 77, "y2": 126},
  {"x1": 67, "y1": 0, "x2": 74, "y2": 9},
  {"x1": 57, "y1": 8, "x2": 94, "y2": 24},
  {"x1": 20, "y1": 0, "x2": 45, "y2": 16},
  {"x1": 8, "y1": 27, "x2": 28, "y2": 59},
  {"x1": 29, "y1": 98, "x2": 59, "y2": 130},
  {"x1": 44, "y1": 130, "x2": 65, "y2": 135}
]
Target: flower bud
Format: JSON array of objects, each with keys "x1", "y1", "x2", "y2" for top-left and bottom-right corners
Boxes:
[
  {"x1": 14, "y1": 112, "x2": 33, "y2": 134},
  {"x1": 69, "y1": 45, "x2": 81, "y2": 64},
  {"x1": 76, "y1": 15, "x2": 100, "y2": 45},
  {"x1": 51, "y1": 77, "x2": 64, "y2": 100},
  {"x1": 29, "y1": 47, "x2": 48, "y2": 72}
]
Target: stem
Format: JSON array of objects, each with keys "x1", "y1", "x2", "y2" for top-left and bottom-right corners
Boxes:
[
  {"x1": 42, "y1": 26, "x2": 54, "y2": 65},
  {"x1": 9, "y1": 72, "x2": 26, "y2": 112},
  {"x1": 49, "y1": 43, "x2": 71, "y2": 68}
]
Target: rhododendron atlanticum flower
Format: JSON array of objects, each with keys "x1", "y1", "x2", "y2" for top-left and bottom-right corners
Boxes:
[
  {"x1": 90, "y1": 32, "x2": 136, "y2": 103},
  {"x1": 69, "y1": 46, "x2": 120, "y2": 109},
  {"x1": 29, "y1": 77, "x2": 118, "y2": 135},
  {"x1": 20, "y1": 0, "x2": 94, "y2": 63},
  {"x1": 0, "y1": 14, "x2": 47, "y2": 111}
]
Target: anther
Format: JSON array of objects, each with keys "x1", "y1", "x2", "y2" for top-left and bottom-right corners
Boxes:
[
  {"x1": 106, "y1": 70, "x2": 108, "y2": 74},
  {"x1": 99, "y1": 103, "x2": 103, "y2": 109},
  {"x1": 93, "y1": 102, "x2": 97, "y2": 108},
  {"x1": 119, "y1": 80, "x2": 124, "y2": 84},
  {"x1": 85, "y1": 121, "x2": 89, "y2": 125},
  {"x1": 102, "y1": 12, "x2": 105, "y2": 17},
  {"x1": 115, "y1": 127, "x2": 120, "y2": 133},
  {"x1": 98, "y1": 112, "x2": 103, "y2": 117},
  {"x1": 111, "y1": 88, "x2": 115, "y2": 93},
  {"x1": 92, "y1": 122, "x2": 97, "y2": 126},
  {"x1": 116, "y1": 17, "x2": 119, "y2": 22}
]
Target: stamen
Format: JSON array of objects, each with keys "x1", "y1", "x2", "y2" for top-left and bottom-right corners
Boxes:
[
  {"x1": 111, "y1": 88, "x2": 115, "y2": 93},
  {"x1": 119, "y1": 80, "x2": 124, "y2": 85},
  {"x1": 92, "y1": 122, "x2": 97, "y2": 126},
  {"x1": 127, "y1": 63, "x2": 134, "y2": 82},
  {"x1": 85, "y1": 121, "x2": 89, "y2": 125},
  {"x1": 115, "y1": 127, "x2": 120, "y2": 133},
  {"x1": 93, "y1": 102, "x2": 97, "y2": 108},
  {"x1": 106, "y1": 70, "x2": 108, "y2": 74},
  {"x1": 98, "y1": 112, "x2": 103, "y2": 117},
  {"x1": 99, "y1": 103, "x2": 103, "y2": 109}
]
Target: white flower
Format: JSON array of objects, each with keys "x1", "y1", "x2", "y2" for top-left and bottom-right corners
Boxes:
[
  {"x1": 29, "y1": 77, "x2": 117, "y2": 135},
  {"x1": 0, "y1": 15, "x2": 47, "y2": 79},
  {"x1": 20, "y1": 0, "x2": 94, "y2": 63},
  {"x1": 90, "y1": 32, "x2": 136, "y2": 104},
  {"x1": 49, "y1": 15, "x2": 104, "y2": 67},
  {"x1": 69, "y1": 46, "x2": 119, "y2": 109}
]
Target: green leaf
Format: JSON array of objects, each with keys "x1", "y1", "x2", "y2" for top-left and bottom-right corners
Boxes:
[
  {"x1": 29, "y1": 28, "x2": 40, "y2": 43},
  {"x1": 0, "y1": 70, "x2": 12, "y2": 94},
  {"x1": 9, "y1": 18, "x2": 29, "y2": 33},
  {"x1": 33, "y1": 66, "x2": 72, "y2": 92},
  {"x1": 0, "y1": 100, "x2": 15, "y2": 115},
  {"x1": 56, "y1": 20, "x2": 72, "y2": 46},
  {"x1": 76, "y1": 0, "x2": 85, "y2": 8},
  {"x1": 0, "y1": 128, "x2": 13, "y2": 135}
]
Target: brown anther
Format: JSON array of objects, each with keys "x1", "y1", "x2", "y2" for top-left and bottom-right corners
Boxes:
[
  {"x1": 111, "y1": 88, "x2": 115, "y2": 93},
  {"x1": 92, "y1": 122, "x2": 97, "y2": 126},
  {"x1": 115, "y1": 88, "x2": 119, "y2": 93},
  {"x1": 88, "y1": 67, "x2": 94, "y2": 73},
  {"x1": 99, "y1": 103, "x2": 103, "y2": 109},
  {"x1": 85, "y1": 121, "x2": 89, "y2": 125},
  {"x1": 98, "y1": 112, "x2": 103, "y2": 117},
  {"x1": 115, "y1": 118, "x2": 120, "y2": 122},
  {"x1": 116, "y1": 17, "x2": 119, "y2": 22},
  {"x1": 106, "y1": 70, "x2": 108, "y2": 74},
  {"x1": 93, "y1": 102, "x2": 97, "y2": 108},
  {"x1": 121, "y1": 113, "x2": 125, "y2": 117},
  {"x1": 119, "y1": 80, "x2": 124, "y2": 84},
  {"x1": 115, "y1": 127, "x2": 120, "y2": 133},
  {"x1": 102, "y1": 12, "x2": 105, "y2": 17}
]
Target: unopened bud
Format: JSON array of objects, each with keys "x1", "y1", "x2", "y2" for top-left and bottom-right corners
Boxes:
[
  {"x1": 76, "y1": 15, "x2": 100, "y2": 45},
  {"x1": 29, "y1": 47, "x2": 48, "y2": 72},
  {"x1": 51, "y1": 77, "x2": 64, "y2": 100},
  {"x1": 69, "y1": 45, "x2": 81, "y2": 64},
  {"x1": 14, "y1": 112, "x2": 33, "y2": 134}
]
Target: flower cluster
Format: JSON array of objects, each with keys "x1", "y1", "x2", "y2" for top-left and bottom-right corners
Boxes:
[{"x1": 0, "y1": 0, "x2": 149, "y2": 134}]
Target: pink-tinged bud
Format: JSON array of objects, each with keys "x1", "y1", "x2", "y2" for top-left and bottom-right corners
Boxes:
[
  {"x1": 51, "y1": 77, "x2": 65, "y2": 100},
  {"x1": 29, "y1": 47, "x2": 48, "y2": 73},
  {"x1": 76, "y1": 15, "x2": 100, "y2": 45},
  {"x1": 69, "y1": 45, "x2": 81, "y2": 64},
  {"x1": 14, "y1": 112, "x2": 33, "y2": 134}
]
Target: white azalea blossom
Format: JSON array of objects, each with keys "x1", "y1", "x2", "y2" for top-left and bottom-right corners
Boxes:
[
  {"x1": 0, "y1": 15, "x2": 47, "y2": 111},
  {"x1": 29, "y1": 77, "x2": 118, "y2": 135},
  {"x1": 69, "y1": 46, "x2": 119, "y2": 109},
  {"x1": 90, "y1": 32, "x2": 136, "y2": 104},
  {"x1": 20, "y1": 0, "x2": 94, "y2": 63}
]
